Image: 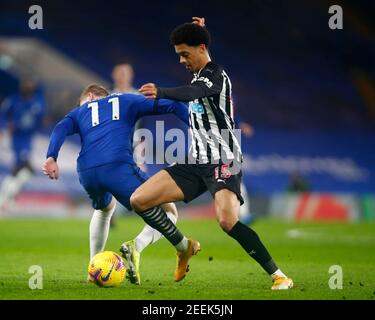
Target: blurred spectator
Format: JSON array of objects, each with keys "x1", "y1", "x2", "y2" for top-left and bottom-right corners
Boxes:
[
  {"x1": 112, "y1": 63, "x2": 137, "y2": 94},
  {"x1": 238, "y1": 120, "x2": 254, "y2": 138},
  {"x1": 111, "y1": 63, "x2": 147, "y2": 172},
  {"x1": 0, "y1": 76, "x2": 45, "y2": 212},
  {"x1": 286, "y1": 172, "x2": 311, "y2": 193}
]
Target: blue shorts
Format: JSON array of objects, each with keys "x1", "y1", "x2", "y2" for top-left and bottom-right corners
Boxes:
[{"x1": 78, "y1": 162, "x2": 149, "y2": 210}]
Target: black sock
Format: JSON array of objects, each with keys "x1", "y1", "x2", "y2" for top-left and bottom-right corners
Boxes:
[
  {"x1": 228, "y1": 221, "x2": 278, "y2": 275},
  {"x1": 136, "y1": 206, "x2": 184, "y2": 246}
]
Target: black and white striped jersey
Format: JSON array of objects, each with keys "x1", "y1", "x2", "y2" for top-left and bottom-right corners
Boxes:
[
  {"x1": 187, "y1": 61, "x2": 242, "y2": 164},
  {"x1": 157, "y1": 61, "x2": 242, "y2": 165}
]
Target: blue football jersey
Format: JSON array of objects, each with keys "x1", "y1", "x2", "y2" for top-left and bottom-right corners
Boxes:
[{"x1": 47, "y1": 93, "x2": 188, "y2": 171}]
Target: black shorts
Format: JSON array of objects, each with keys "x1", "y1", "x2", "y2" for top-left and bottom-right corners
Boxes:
[{"x1": 164, "y1": 163, "x2": 244, "y2": 205}]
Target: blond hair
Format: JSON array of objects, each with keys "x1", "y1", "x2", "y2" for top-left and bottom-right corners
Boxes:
[{"x1": 80, "y1": 84, "x2": 109, "y2": 102}]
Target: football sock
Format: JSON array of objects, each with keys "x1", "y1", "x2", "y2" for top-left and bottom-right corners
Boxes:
[
  {"x1": 135, "y1": 206, "x2": 185, "y2": 249},
  {"x1": 175, "y1": 237, "x2": 189, "y2": 253},
  {"x1": 228, "y1": 221, "x2": 278, "y2": 275},
  {"x1": 89, "y1": 203, "x2": 116, "y2": 259},
  {"x1": 135, "y1": 212, "x2": 178, "y2": 253},
  {"x1": 272, "y1": 269, "x2": 287, "y2": 278}
]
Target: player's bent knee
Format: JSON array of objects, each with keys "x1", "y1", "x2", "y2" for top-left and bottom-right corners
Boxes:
[
  {"x1": 129, "y1": 192, "x2": 141, "y2": 212},
  {"x1": 218, "y1": 217, "x2": 236, "y2": 233},
  {"x1": 215, "y1": 204, "x2": 239, "y2": 233},
  {"x1": 130, "y1": 192, "x2": 149, "y2": 213}
]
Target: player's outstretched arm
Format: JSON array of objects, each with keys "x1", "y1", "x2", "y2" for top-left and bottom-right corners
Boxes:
[
  {"x1": 139, "y1": 82, "x2": 218, "y2": 102},
  {"x1": 42, "y1": 157, "x2": 60, "y2": 180},
  {"x1": 131, "y1": 94, "x2": 189, "y2": 126},
  {"x1": 155, "y1": 99, "x2": 189, "y2": 126},
  {"x1": 44, "y1": 113, "x2": 77, "y2": 180}
]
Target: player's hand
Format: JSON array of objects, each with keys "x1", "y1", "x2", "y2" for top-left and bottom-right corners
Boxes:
[
  {"x1": 42, "y1": 157, "x2": 60, "y2": 180},
  {"x1": 192, "y1": 17, "x2": 205, "y2": 27},
  {"x1": 139, "y1": 83, "x2": 157, "y2": 99}
]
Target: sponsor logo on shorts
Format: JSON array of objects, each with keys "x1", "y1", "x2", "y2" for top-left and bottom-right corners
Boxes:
[{"x1": 215, "y1": 164, "x2": 232, "y2": 180}]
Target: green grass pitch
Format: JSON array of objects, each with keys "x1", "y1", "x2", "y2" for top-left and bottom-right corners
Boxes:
[{"x1": 0, "y1": 217, "x2": 374, "y2": 300}]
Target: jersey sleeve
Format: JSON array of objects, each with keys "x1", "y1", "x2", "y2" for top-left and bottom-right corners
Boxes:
[
  {"x1": 154, "y1": 99, "x2": 189, "y2": 126},
  {"x1": 46, "y1": 109, "x2": 78, "y2": 161},
  {"x1": 129, "y1": 94, "x2": 189, "y2": 126},
  {"x1": 157, "y1": 65, "x2": 223, "y2": 102}
]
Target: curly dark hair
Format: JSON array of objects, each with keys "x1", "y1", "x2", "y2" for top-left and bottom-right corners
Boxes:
[{"x1": 170, "y1": 23, "x2": 211, "y2": 47}]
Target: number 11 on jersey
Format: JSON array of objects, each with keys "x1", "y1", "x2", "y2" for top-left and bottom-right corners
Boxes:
[{"x1": 88, "y1": 97, "x2": 120, "y2": 127}]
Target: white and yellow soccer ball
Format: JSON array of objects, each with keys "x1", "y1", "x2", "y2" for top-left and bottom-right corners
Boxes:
[{"x1": 88, "y1": 251, "x2": 126, "y2": 287}]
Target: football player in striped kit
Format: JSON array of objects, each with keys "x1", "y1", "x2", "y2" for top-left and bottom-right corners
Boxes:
[{"x1": 127, "y1": 18, "x2": 293, "y2": 290}]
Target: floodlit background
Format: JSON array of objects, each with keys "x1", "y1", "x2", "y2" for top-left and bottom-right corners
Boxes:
[
  {"x1": 1, "y1": 0, "x2": 374, "y2": 222},
  {"x1": 0, "y1": 0, "x2": 375, "y2": 301}
]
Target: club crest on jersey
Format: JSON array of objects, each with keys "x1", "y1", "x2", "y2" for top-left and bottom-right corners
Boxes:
[
  {"x1": 189, "y1": 101, "x2": 204, "y2": 114},
  {"x1": 215, "y1": 164, "x2": 232, "y2": 179}
]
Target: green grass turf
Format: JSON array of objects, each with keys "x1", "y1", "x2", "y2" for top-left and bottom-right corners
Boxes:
[{"x1": 0, "y1": 217, "x2": 374, "y2": 300}]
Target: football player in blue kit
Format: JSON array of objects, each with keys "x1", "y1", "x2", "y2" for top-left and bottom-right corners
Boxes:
[
  {"x1": 42, "y1": 84, "x2": 200, "y2": 284},
  {"x1": 0, "y1": 77, "x2": 45, "y2": 212}
]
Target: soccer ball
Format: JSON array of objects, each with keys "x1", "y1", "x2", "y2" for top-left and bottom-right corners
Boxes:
[{"x1": 88, "y1": 251, "x2": 126, "y2": 287}]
